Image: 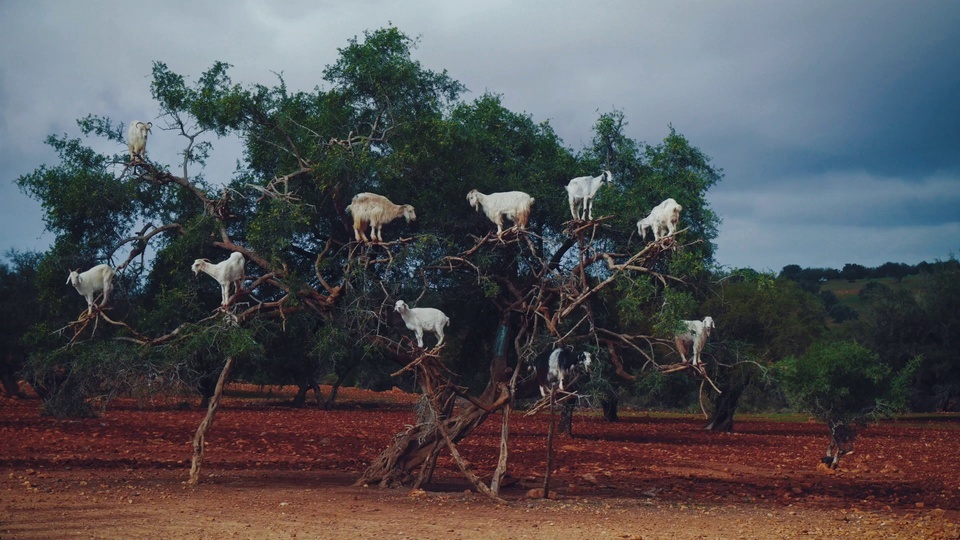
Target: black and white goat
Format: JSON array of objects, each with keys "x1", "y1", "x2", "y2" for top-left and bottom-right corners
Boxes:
[{"x1": 531, "y1": 346, "x2": 593, "y2": 397}]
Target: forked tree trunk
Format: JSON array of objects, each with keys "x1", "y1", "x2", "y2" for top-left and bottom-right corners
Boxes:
[
  {"x1": 358, "y1": 324, "x2": 512, "y2": 488},
  {"x1": 356, "y1": 383, "x2": 510, "y2": 487}
]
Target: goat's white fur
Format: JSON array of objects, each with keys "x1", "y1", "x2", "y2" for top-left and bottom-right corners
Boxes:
[
  {"x1": 345, "y1": 192, "x2": 417, "y2": 242},
  {"x1": 466, "y1": 189, "x2": 535, "y2": 235},
  {"x1": 126, "y1": 121, "x2": 152, "y2": 164},
  {"x1": 565, "y1": 170, "x2": 612, "y2": 220},
  {"x1": 191, "y1": 252, "x2": 246, "y2": 307},
  {"x1": 66, "y1": 264, "x2": 116, "y2": 315},
  {"x1": 674, "y1": 316, "x2": 715, "y2": 366},
  {"x1": 637, "y1": 198, "x2": 683, "y2": 241},
  {"x1": 394, "y1": 300, "x2": 449, "y2": 348}
]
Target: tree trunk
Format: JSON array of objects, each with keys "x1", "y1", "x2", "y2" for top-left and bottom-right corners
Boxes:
[
  {"x1": 542, "y1": 388, "x2": 557, "y2": 498},
  {"x1": 293, "y1": 384, "x2": 309, "y2": 408},
  {"x1": 601, "y1": 395, "x2": 620, "y2": 422},
  {"x1": 358, "y1": 322, "x2": 512, "y2": 488},
  {"x1": 356, "y1": 390, "x2": 506, "y2": 487},
  {"x1": 1, "y1": 353, "x2": 24, "y2": 398},
  {"x1": 704, "y1": 387, "x2": 742, "y2": 432},
  {"x1": 188, "y1": 356, "x2": 234, "y2": 485}
]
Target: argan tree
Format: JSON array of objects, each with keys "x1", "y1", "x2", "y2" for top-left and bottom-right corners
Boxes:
[
  {"x1": 16, "y1": 26, "x2": 720, "y2": 490},
  {"x1": 776, "y1": 340, "x2": 918, "y2": 469}
]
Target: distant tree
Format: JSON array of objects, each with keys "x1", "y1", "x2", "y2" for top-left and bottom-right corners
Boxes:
[
  {"x1": 777, "y1": 341, "x2": 918, "y2": 469},
  {"x1": 0, "y1": 251, "x2": 43, "y2": 397},
  {"x1": 827, "y1": 303, "x2": 859, "y2": 323},
  {"x1": 855, "y1": 260, "x2": 960, "y2": 410},
  {"x1": 875, "y1": 261, "x2": 913, "y2": 282},
  {"x1": 699, "y1": 273, "x2": 825, "y2": 432},
  {"x1": 840, "y1": 263, "x2": 868, "y2": 282},
  {"x1": 779, "y1": 264, "x2": 802, "y2": 281}
]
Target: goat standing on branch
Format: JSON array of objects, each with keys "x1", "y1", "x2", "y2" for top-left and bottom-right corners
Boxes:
[
  {"x1": 637, "y1": 198, "x2": 682, "y2": 242},
  {"x1": 675, "y1": 316, "x2": 715, "y2": 366},
  {"x1": 465, "y1": 189, "x2": 535, "y2": 235},
  {"x1": 394, "y1": 300, "x2": 449, "y2": 348},
  {"x1": 126, "y1": 121, "x2": 152, "y2": 164},
  {"x1": 565, "y1": 170, "x2": 612, "y2": 221},
  {"x1": 191, "y1": 252, "x2": 246, "y2": 308},
  {"x1": 345, "y1": 192, "x2": 417, "y2": 243},
  {"x1": 66, "y1": 264, "x2": 116, "y2": 316},
  {"x1": 531, "y1": 346, "x2": 592, "y2": 397}
]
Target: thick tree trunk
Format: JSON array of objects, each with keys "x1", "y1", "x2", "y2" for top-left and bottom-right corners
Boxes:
[
  {"x1": 358, "y1": 323, "x2": 512, "y2": 488},
  {"x1": 292, "y1": 380, "x2": 324, "y2": 408},
  {"x1": 704, "y1": 387, "x2": 742, "y2": 432},
  {"x1": 601, "y1": 395, "x2": 620, "y2": 422},
  {"x1": 356, "y1": 390, "x2": 507, "y2": 487}
]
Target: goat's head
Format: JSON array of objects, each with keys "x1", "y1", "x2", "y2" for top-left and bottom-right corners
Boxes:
[
  {"x1": 602, "y1": 170, "x2": 613, "y2": 184},
  {"x1": 702, "y1": 316, "x2": 715, "y2": 333},
  {"x1": 65, "y1": 269, "x2": 80, "y2": 286},
  {"x1": 579, "y1": 351, "x2": 593, "y2": 369},
  {"x1": 394, "y1": 300, "x2": 409, "y2": 313},
  {"x1": 466, "y1": 189, "x2": 480, "y2": 210},
  {"x1": 401, "y1": 205, "x2": 417, "y2": 222},
  {"x1": 190, "y1": 259, "x2": 208, "y2": 276}
]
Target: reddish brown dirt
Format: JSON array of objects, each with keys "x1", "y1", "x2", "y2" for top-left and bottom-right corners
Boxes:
[{"x1": 2, "y1": 387, "x2": 959, "y2": 539}]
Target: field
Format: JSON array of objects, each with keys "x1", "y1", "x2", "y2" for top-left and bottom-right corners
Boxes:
[{"x1": 2, "y1": 386, "x2": 959, "y2": 539}]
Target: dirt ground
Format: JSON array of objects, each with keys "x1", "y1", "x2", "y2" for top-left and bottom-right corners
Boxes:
[{"x1": 2, "y1": 387, "x2": 959, "y2": 539}]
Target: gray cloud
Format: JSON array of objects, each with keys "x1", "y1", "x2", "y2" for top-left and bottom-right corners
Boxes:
[{"x1": 2, "y1": 0, "x2": 958, "y2": 270}]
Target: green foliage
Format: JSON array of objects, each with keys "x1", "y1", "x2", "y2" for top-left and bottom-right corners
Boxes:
[
  {"x1": 11, "y1": 25, "x2": 728, "y2": 418},
  {"x1": 776, "y1": 341, "x2": 917, "y2": 426}
]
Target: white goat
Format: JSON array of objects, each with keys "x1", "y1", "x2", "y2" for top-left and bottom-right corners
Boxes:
[
  {"x1": 191, "y1": 252, "x2": 246, "y2": 307},
  {"x1": 674, "y1": 316, "x2": 715, "y2": 366},
  {"x1": 66, "y1": 264, "x2": 116, "y2": 316},
  {"x1": 394, "y1": 300, "x2": 449, "y2": 348},
  {"x1": 565, "y1": 170, "x2": 612, "y2": 221},
  {"x1": 637, "y1": 198, "x2": 683, "y2": 241},
  {"x1": 126, "y1": 121, "x2": 152, "y2": 164},
  {"x1": 345, "y1": 192, "x2": 417, "y2": 243},
  {"x1": 465, "y1": 189, "x2": 535, "y2": 235}
]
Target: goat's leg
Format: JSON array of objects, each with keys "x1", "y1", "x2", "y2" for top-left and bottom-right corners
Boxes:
[
  {"x1": 675, "y1": 337, "x2": 690, "y2": 363},
  {"x1": 415, "y1": 330, "x2": 424, "y2": 348}
]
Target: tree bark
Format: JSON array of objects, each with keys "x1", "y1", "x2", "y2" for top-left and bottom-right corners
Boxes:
[
  {"x1": 704, "y1": 387, "x2": 742, "y2": 432},
  {"x1": 601, "y1": 395, "x2": 620, "y2": 422},
  {"x1": 358, "y1": 323, "x2": 512, "y2": 488},
  {"x1": 188, "y1": 356, "x2": 234, "y2": 485}
]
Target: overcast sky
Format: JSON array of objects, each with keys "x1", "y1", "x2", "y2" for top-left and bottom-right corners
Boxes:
[{"x1": 1, "y1": 1, "x2": 958, "y2": 272}]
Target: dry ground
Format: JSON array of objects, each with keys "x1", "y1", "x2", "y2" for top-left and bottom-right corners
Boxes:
[{"x1": 2, "y1": 387, "x2": 959, "y2": 539}]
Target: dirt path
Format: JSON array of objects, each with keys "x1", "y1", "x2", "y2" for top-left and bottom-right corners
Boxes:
[
  {"x1": 3, "y1": 469, "x2": 956, "y2": 539},
  {"x1": 2, "y1": 393, "x2": 959, "y2": 538}
]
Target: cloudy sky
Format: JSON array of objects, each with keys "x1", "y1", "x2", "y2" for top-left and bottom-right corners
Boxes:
[{"x1": 1, "y1": 1, "x2": 958, "y2": 272}]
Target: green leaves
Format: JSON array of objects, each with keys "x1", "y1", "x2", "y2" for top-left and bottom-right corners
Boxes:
[{"x1": 776, "y1": 341, "x2": 915, "y2": 425}]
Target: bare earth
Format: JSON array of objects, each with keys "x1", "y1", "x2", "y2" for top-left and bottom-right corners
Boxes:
[{"x1": 2, "y1": 388, "x2": 959, "y2": 539}]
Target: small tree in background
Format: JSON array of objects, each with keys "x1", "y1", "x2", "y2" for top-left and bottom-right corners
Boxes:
[{"x1": 776, "y1": 341, "x2": 918, "y2": 469}]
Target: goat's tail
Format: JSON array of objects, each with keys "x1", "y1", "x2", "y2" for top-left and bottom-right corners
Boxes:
[{"x1": 345, "y1": 204, "x2": 353, "y2": 215}]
